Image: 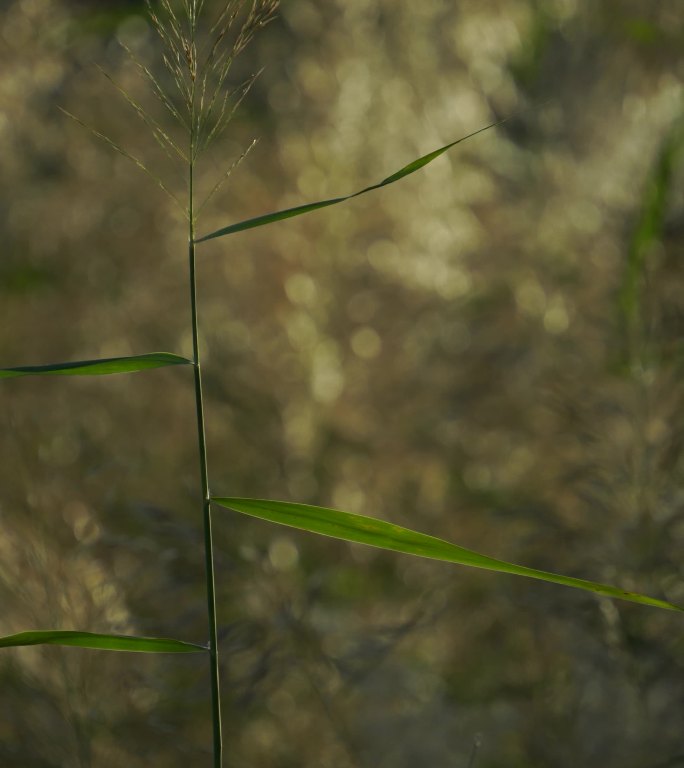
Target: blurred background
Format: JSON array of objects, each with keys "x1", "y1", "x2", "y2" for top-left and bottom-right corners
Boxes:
[{"x1": 1, "y1": 0, "x2": 683, "y2": 766}]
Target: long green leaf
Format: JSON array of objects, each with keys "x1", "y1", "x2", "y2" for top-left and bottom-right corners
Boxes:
[
  {"x1": 0, "y1": 352, "x2": 192, "y2": 379},
  {"x1": 0, "y1": 630, "x2": 207, "y2": 653},
  {"x1": 196, "y1": 118, "x2": 505, "y2": 243},
  {"x1": 213, "y1": 497, "x2": 683, "y2": 613}
]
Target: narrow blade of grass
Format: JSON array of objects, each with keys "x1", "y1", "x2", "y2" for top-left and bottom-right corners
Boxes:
[
  {"x1": 618, "y1": 115, "x2": 683, "y2": 358},
  {"x1": 0, "y1": 352, "x2": 192, "y2": 379},
  {"x1": 195, "y1": 118, "x2": 505, "y2": 243},
  {"x1": 0, "y1": 630, "x2": 207, "y2": 653},
  {"x1": 213, "y1": 497, "x2": 683, "y2": 613}
]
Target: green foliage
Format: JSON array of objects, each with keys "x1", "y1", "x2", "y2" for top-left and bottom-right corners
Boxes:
[
  {"x1": 0, "y1": 352, "x2": 191, "y2": 378},
  {"x1": 1, "y1": 0, "x2": 682, "y2": 765},
  {"x1": 0, "y1": 630, "x2": 206, "y2": 653},
  {"x1": 196, "y1": 118, "x2": 505, "y2": 242},
  {"x1": 619, "y1": 116, "x2": 684, "y2": 363},
  {"x1": 213, "y1": 498, "x2": 682, "y2": 612}
]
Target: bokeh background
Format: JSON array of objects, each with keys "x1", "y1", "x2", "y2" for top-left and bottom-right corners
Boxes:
[{"x1": 1, "y1": 0, "x2": 684, "y2": 766}]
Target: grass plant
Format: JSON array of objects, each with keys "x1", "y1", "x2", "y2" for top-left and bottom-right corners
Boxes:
[{"x1": 1, "y1": 1, "x2": 682, "y2": 766}]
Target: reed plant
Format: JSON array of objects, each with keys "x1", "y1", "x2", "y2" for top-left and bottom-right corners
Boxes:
[{"x1": 1, "y1": 1, "x2": 682, "y2": 766}]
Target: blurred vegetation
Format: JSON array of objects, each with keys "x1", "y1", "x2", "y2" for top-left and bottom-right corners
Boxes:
[{"x1": 1, "y1": 0, "x2": 683, "y2": 766}]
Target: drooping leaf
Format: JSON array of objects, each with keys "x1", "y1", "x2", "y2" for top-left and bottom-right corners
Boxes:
[
  {"x1": 0, "y1": 630, "x2": 207, "y2": 653},
  {"x1": 0, "y1": 352, "x2": 192, "y2": 379},
  {"x1": 195, "y1": 118, "x2": 505, "y2": 243},
  {"x1": 213, "y1": 497, "x2": 683, "y2": 613}
]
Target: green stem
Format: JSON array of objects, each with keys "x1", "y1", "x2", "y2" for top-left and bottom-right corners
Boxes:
[{"x1": 189, "y1": 123, "x2": 223, "y2": 767}]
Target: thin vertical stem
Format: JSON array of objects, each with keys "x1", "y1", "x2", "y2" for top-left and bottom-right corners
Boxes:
[
  {"x1": 190, "y1": 168, "x2": 223, "y2": 768},
  {"x1": 188, "y1": 14, "x2": 223, "y2": 760}
]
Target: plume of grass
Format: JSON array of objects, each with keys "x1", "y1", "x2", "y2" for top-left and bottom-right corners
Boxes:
[
  {"x1": 57, "y1": 106, "x2": 185, "y2": 211},
  {"x1": 196, "y1": 136, "x2": 258, "y2": 216},
  {"x1": 95, "y1": 63, "x2": 188, "y2": 164}
]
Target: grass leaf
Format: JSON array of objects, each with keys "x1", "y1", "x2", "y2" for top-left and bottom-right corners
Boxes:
[
  {"x1": 619, "y1": 115, "x2": 684, "y2": 347},
  {"x1": 196, "y1": 117, "x2": 505, "y2": 243},
  {"x1": 0, "y1": 630, "x2": 207, "y2": 653},
  {"x1": 213, "y1": 497, "x2": 683, "y2": 613},
  {"x1": 0, "y1": 352, "x2": 192, "y2": 379}
]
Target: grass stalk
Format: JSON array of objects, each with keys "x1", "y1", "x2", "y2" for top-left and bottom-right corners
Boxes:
[
  {"x1": 189, "y1": 66, "x2": 223, "y2": 767},
  {"x1": 190, "y1": 173, "x2": 223, "y2": 768}
]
